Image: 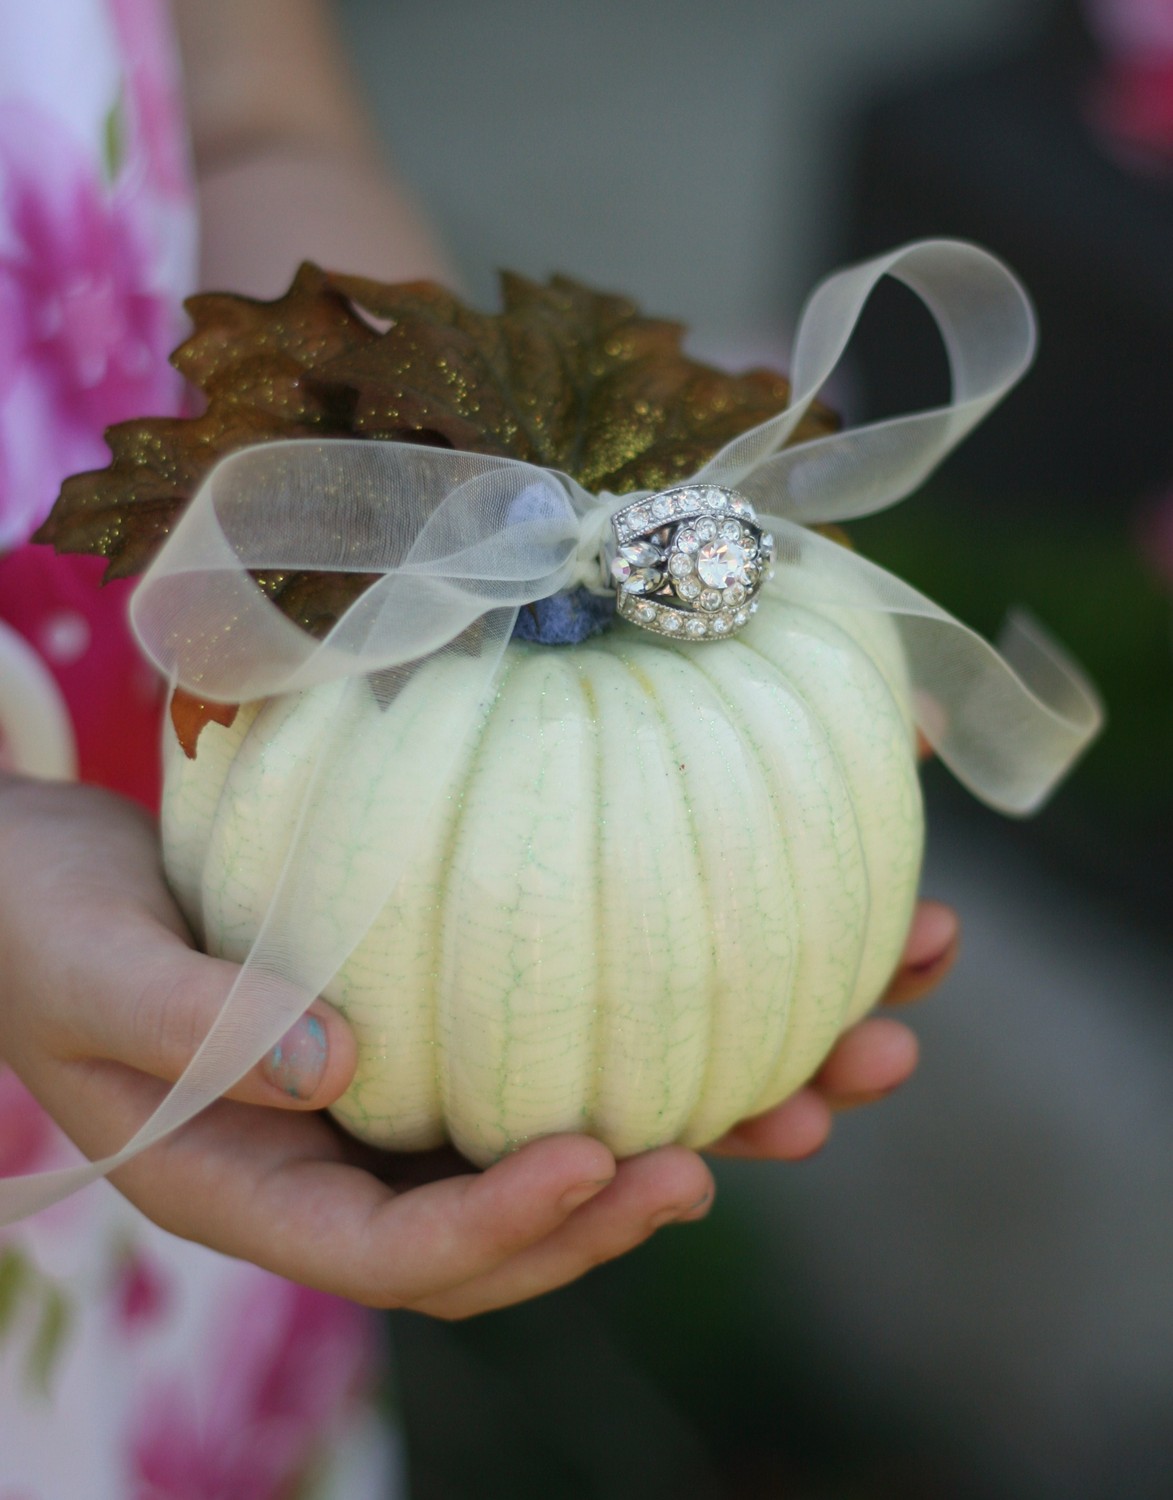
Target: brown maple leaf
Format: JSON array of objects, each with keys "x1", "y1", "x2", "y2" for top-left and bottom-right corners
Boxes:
[
  {"x1": 35, "y1": 264, "x2": 836, "y2": 750},
  {"x1": 325, "y1": 269, "x2": 833, "y2": 494}
]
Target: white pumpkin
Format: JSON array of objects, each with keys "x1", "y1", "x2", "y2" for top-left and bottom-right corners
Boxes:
[{"x1": 161, "y1": 588, "x2": 923, "y2": 1166}]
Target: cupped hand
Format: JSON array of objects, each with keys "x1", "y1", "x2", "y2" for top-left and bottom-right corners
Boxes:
[{"x1": 0, "y1": 775, "x2": 955, "y2": 1319}]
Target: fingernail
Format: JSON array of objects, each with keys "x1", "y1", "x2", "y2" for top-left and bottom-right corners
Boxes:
[
  {"x1": 260, "y1": 1014, "x2": 328, "y2": 1101},
  {"x1": 650, "y1": 1189, "x2": 712, "y2": 1230},
  {"x1": 677, "y1": 1188, "x2": 714, "y2": 1221},
  {"x1": 559, "y1": 1177, "x2": 612, "y2": 1213}
]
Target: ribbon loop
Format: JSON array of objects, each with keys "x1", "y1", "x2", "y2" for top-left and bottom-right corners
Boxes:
[
  {"x1": 697, "y1": 239, "x2": 1036, "y2": 519},
  {"x1": 0, "y1": 238, "x2": 1102, "y2": 1227}
]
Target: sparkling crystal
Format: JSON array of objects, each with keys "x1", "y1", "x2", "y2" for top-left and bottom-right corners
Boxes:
[
  {"x1": 652, "y1": 497, "x2": 670, "y2": 520},
  {"x1": 636, "y1": 603, "x2": 656, "y2": 622},
  {"x1": 720, "y1": 519, "x2": 741, "y2": 541},
  {"x1": 700, "y1": 589, "x2": 721, "y2": 611},
  {"x1": 731, "y1": 498, "x2": 748, "y2": 516},
  {"x1": 733, "y1": 608, "x2": 749, "y2": 627},
  {"x1": 749, "y1": 600, "x2": 760, "y2": 614},
  {"x1": 697, "y1": 537, "x2": 752, "y2": 590},
  {"x1": 685, "y1": 617, "x2": 707, "y2": 637},
  {"x1": 696, "y1": 518, "x2": 717, "y2": 542},
  {"x1": 742, "y1": 533, "x2": 759, "y2": 557},
  {"x1": 760, "y1": 531, "x2": 775, "y2": 554},
  {"x1": 726, "y1": 583, "x2": 746, "y2": 605},
  {"x1": 661, "y1": 611, "x2": 682, "y2": 632},
  {"x1": 611, "y1": 540, "x2": 664, "y2": 594},
  {"x1": 677, "y1": 528, "x2": 700, "y2": 552},
  {"x1": 668, "y1": 554, "x2": 692, "y2": 578},
  {"x1": 704, "y1": 492, "x2": 724, "y2": 510},
  {"x1": 712, "y1": 615, "x2": 732, "y2": 634},
  {"x1": 678, "y1": 576, "x2": 702, "y2": 599},
  {"x1": 626, "y1": 507, "x2": 649, "y2": 531}
]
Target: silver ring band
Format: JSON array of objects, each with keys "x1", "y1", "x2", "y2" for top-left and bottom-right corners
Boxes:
[{"x1": 602, "y1": 485, "x2": 775, "y2": 640}]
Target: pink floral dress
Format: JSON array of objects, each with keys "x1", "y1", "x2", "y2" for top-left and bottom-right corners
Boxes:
[{"x1": 0, "y1": 4, "x2": 401, "y2": 1495}]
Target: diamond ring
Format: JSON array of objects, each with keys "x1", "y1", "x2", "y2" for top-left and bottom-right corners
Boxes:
[{"x1": 603, "y1": 485, "x2": 776, "y2": 640}]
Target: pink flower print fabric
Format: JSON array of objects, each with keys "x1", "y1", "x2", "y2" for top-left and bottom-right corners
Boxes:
[
  {"x1": 129, "y1": 1279, "x2": 377, "y2": 1500},
  {"x1": 106, "y1": 0, "x2": 193, "y2": 205},
  {"x1": 0, "y1": 1071, "x2": 69, "y2": 1182},
  {"x1": 0, "y1": 99, "x2": 185, "y2": 550}
]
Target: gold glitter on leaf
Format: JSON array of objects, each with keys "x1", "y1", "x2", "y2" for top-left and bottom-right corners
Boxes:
[
  {"x1": 38, "y1": 262, "x2": 835, "y2": 604},
  {"x1": 35, "y1": 264, "x2": 836, "y2": 744}
]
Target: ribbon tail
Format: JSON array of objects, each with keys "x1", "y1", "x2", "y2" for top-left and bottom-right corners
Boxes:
[
  {"x1": 764, "y1": 519, "x2": 1103, "y2": 816},
  {"x1": 0, "y1": 612, "x2": 518, "y2": 1226}
]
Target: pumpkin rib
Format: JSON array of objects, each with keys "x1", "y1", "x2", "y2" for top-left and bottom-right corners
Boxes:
[
  {"x1": 343, "y1": 670, "x2": 458, "y2": 1149},
  {"x1": 326, "y1": 653, "x2": 526, "y2": 1153},
  {"x1": 715, "y1": 615, "x2": 873, "y2": 1113},
  {"x1": 305, "y1": 675, "x2": 454, "y2": 1147},
  {"x1": 432, "y1": 648, "x2": 594, "y2": 1162},
  {"x1": 617, "y1": 636, "x2": 799, "y2": 1148},
  {"x1": 672, "y1": 639, "x2": 810, "y2": 1138},
  {"x1": 607, "y1": 640, "x2": 722, "y2": 1145},
  {"x1": 748, "y1": 598, "x2": 923, "y2": 1030},
  {"x1": 738, "y1": 610, "x2": 873, "y2": 1015},
  {"x1": 575, "y1": 641, "x2": 713, "y2": 1153},
  {"x1": 424, "y1": 652, "x2": 526, "y2": 1154},
  {"x1": 571, "y1": 662, "x2": 610, "y2": 1146}
]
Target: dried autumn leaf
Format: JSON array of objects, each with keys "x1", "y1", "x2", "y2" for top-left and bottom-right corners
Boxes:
[
  {"x1": 36, "y1": 262, "x2": 379, "y2": 589},
  {"x1": 169, "y1": 691, "x2": 239, "y2": 760},
  {"x1": 36, "y1": 264, "x2": 836, "y2": 746},
  {"x1": 325, "y1": 269, "x2": 834, "y2": 494},
  {"x1": 39, "y1": 263, "x2": 833, "y2": 598}
]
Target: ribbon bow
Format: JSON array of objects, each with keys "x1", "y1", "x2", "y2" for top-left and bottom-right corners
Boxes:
[{"x1": 0, "y1": 239, "x2": 1101, "y2": 1225}]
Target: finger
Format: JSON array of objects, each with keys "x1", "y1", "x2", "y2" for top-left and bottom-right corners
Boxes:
[
  {"x1": 45, "y1": 1058, "x2": 625, "y2": 1305},
  {"x1": 883, "y1": 900, "x2": 959, "y2": 1006},
  {"x1": 184, "y1": 1129, "x2": 622, "y2": 1308},
  {"x1": 707, "y1": 1087, "x2": 833, "y2": 1160},
  {"x1": 74, "y1": 927, "x2": 358, "y2": 1112},
  {"x1": 126, "y1": 1114, "x2": 628, "y2": 1306},
  {"x1": 409, "y1": 1146, "x2": 716, "y2": 1319},
  {"x1": 812, "y1": 1015, "x2": 919, "y2": 1105}
]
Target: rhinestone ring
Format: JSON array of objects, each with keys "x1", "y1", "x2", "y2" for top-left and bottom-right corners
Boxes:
[{"x1": 603, "y1": 485, "x2": 776, "y2": 640}]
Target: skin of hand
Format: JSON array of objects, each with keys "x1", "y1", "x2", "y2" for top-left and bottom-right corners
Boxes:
[{"x1": 0, "y1": 773, "x2": 957, "y2": 1318}]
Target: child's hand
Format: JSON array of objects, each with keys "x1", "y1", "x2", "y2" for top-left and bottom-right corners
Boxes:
[{"x1": 0, "y1": 776, "x2": 955, "y2": 1319}]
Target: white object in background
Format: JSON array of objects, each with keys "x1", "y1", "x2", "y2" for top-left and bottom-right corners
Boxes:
[{"x1": 0, "y1": 616, "x2": 77, "y2": 779}]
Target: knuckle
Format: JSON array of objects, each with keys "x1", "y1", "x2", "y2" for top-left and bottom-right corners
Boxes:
[{"x1": 128, "y1": 956, "x2": 223, "y2": 1076}]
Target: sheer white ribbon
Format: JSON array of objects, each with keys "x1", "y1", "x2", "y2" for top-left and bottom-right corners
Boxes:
[{"x1": 0, "y1": 238, "x2": 1102, "y2": 1223}]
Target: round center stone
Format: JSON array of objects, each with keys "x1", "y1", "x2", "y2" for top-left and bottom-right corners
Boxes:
[{"x1": 697, "y1": 538, "x2": 750, "y2": 590}]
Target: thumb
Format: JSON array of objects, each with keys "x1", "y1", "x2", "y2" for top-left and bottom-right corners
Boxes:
[{"x1": 94, "y1": 931, "x2": 359, "y2": 1112}]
